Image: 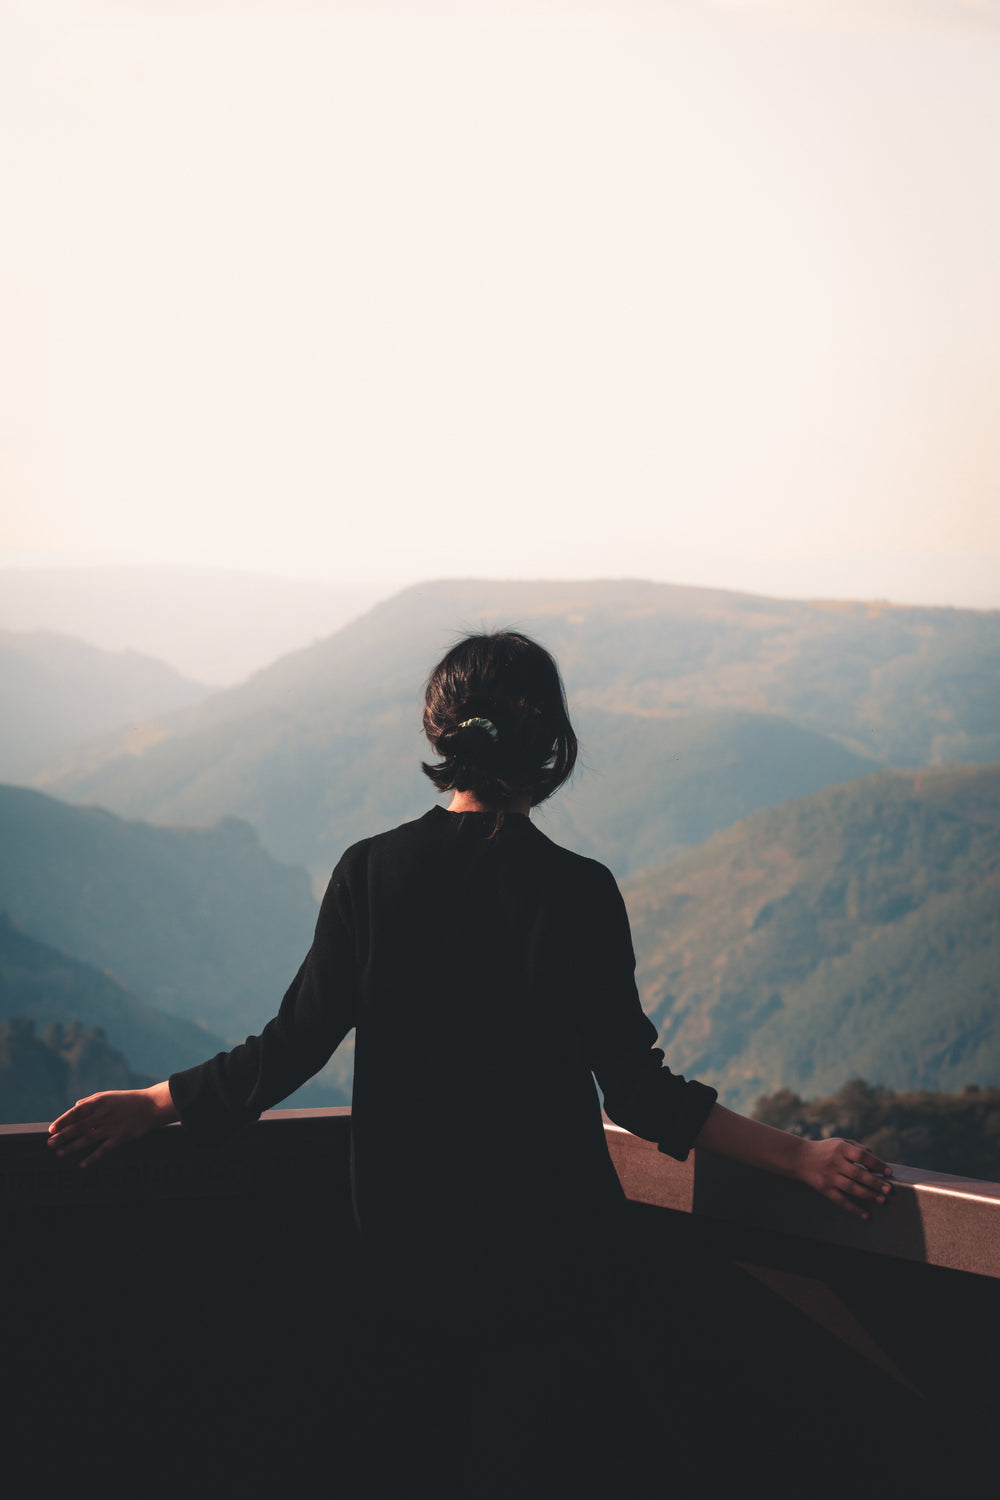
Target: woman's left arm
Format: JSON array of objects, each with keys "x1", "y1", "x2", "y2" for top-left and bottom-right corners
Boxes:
[{"x1": 694, "y1": 1102, "x2": 893, "y2": 1220}]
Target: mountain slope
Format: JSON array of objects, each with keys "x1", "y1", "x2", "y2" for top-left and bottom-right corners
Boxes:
[
  {"x1": 30, "y1": 578, "x2": 1000, "y2": 877},
  {"x1": 0, "y1": 565, "x2": 391, "y2": 685},
  {"x1": 536, "y1": 707, "x2": 872, "y2": 874},
  {"x1": 624, "y1": 764, "x2": 1000, "y2": 1111},
  {"x1": 0, "y1": 1014, "x2": 155, "y2": 1127},
  {"x1": 0, "y1": 913, "x2": 229, "y2": 1079},
  {"x1": 0, "y1": 630, "x2": 209, "y2": 779},
  {"x1": 0, "y1": 785, "x2": 318, "y2": 1043}
]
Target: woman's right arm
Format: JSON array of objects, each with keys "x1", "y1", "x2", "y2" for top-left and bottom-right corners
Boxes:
[
  {"x1": 48, "y1": 854, "x2": 362, "y2": 1163},
  {"x1": 48, "y1": 1080, "x2": 178, "y2": 1167}
]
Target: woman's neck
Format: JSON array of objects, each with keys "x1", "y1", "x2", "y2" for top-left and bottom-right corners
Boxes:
[{"x1": 446, "y1": 790, "x2": 532, "y2": 816}]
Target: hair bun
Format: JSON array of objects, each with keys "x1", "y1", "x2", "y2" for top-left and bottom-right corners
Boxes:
[{"x1": 444, "y1": 714, "x2": 500, "y2": 762}]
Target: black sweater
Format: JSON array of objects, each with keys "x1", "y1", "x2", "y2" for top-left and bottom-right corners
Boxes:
[{"x1": 169, "y1": 806, "x2": 717, "y2": 1332}]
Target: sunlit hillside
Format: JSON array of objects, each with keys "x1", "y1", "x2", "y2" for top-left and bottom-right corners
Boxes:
[{"x1": 626, "y1": 764, "x2": 1000, "y2": 1111}]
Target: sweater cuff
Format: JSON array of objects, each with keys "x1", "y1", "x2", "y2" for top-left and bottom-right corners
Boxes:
[
  {"x1": 168, "y1": 1062, "x2": 255, "y2": 1148},
  {"x1": 657, "y1": 1080, "x2": 718, "y2": 1162}
]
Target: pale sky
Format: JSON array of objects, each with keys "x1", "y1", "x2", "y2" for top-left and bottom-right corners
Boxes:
[{"x1": 2, "y1": 0, "x2": 999, "y2": 607}]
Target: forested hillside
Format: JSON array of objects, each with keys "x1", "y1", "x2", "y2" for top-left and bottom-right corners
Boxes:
[
  {"x1": 754, "y1": 1078, "x2": 1000, "y2": 1183},
  {"x1": 625, "y1": 764, "x2": 1000, "y2": 1112}
]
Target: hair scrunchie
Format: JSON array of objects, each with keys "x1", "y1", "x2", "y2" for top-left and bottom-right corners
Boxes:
[{"x1": 457, "y1": 716, "x2": 499, "y2": 742}]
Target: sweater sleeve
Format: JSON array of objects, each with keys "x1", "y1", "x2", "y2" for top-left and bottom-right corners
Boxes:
[
  {"x1": 168, "y1": 854, "x2": 361, "y2": 1146},
  {"x1": 578, "y1": 865, "x2": 717, "y2": 1161}
]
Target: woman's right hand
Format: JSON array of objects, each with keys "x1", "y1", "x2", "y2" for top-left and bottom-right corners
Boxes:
[{"x1": 47, "y1": 1081, "x2": 177, "y2": 1168}]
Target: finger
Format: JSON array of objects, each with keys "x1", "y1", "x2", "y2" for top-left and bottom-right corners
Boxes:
[
  {"x1": 49, "y1": 1104, "x2": 88, "y2": 1137},
  {"x1": 837, "y1": 1168, "x2": 889, "y2": 1201},
  {"x1": 49, "y1": 1095, "x2": 100, "y2": 1133},
  {"x1": 843, "y1": 1141, "x2": 891, "y2": 1177},
  {"x1": 846, "y1": 1156, "x2": 893, "y2": 1193},
  {"x1": 59, "y1": 1131, "x2": 103, "y2": 1162},
  {"x1": 50, "y1": 1117, "x2": 104, "y2": 1159},
  {"x1": 49, "y1": 1123, "x2": 90, "y2": 1155},
  {"x1": 825, "y1": 1188, "x2": 870, "y2": 1221},
  {"x1": 51, "y1": 1135, "x2": 84, "y2": 1159},
  {"x1": 80, "y1": 1136, "x2": 117, "y2": 1168},
  {"x1": 835, "y1": 1177, "x2": 879, "y2": 1202},
  {"x1": 833, "y1": 1141, "x2": 888, "y2": 1182},
  {"x1": 844, "y1": 1160, "x2": 884, "y2": 1185}
]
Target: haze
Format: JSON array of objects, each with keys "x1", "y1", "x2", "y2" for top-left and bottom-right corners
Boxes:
[{"x1": 2, "y1": 0, "x2": 999, "y2": 613}]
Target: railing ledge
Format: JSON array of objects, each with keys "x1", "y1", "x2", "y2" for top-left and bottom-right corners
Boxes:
[{"x1": 3, "y1": 1107, "x2": 998, "y2": 1280}]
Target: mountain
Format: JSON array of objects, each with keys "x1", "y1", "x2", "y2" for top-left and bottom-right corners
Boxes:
[
  {"x1": 538, "y1": 707, "x2": 872, "y2": 875},
  {"x1": 624, "y1": 764, "x2": 1000, "y2": 1112},
  {"x1": 0, "y1": 566, "x2": 393, "y2": 685},
  {"x1": 0, "y1": 1014, "x2": 155, "y2": 1127},
  {"x1": 28, "y1": 579, "x2": 1000, "y2": 879},
  {"x1": 0, "y1": 913, "x2": 229, "y2": 1080},
  {"x1": 0, "y1": 785, "x2": 319, "y2": 1044},
  {"x1": 0, "y1": 630, "x2": 209, "y2": 780}
]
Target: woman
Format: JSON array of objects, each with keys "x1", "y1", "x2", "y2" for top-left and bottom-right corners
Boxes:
[{"x1": 48, "y1": 629, "x2": 891, "y2": 1495}]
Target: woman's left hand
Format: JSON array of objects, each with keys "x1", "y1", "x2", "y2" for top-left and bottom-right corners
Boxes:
[
  {"x1": 796, "y1": 1136, "x2": 893, "y2": 1220},
  {"x1": 47, "y1": 1082, "x2": 177, "y2": 1168},
  {"x1": 694, "y1": 1103, "x2": 893, "y2": 1221}
]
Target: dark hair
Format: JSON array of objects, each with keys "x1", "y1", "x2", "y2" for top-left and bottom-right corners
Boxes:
[{"x1": 421, "y1": 631, "x2": 577, "y2": 807}]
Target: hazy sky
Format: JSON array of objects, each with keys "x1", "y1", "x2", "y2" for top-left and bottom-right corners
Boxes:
[{"x1": 2, "y1": 0, "x2": 999, "y2": 606}]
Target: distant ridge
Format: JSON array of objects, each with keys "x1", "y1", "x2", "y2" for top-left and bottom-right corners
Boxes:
[
  {"x1": 536, "y1": 706, "x2": 872, "y2": 875},
  {"x1": 625, "y1": 763, "x2": 1000, "y2": 1111},
  {"x1": 0, "y1": 566, "x2": 393, "y2": 685},
  {"x1": 28, "y1": 578, "x2": 1000, "y2": 877},
  {"x1": 0, "y1": 784, "x2": 319, "y2": 1043},
  {"x1": 0, "y1": 913, "x2": 228, "y2": 1080},
  {"x1": 0, "y1": 629, "x2": 209, "y2": 780}
]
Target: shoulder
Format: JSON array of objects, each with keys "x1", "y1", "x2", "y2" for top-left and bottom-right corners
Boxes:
[
  {"x1": 326, "y1": 809, "x2": 440, "y2": 885},
  {"x1": 318, "y1": 818, "x2": 417, "y2": 922},
  {"x1": 327, "y1": 809, "x2": 621, "y2": 902},
  {"x1": 525, "y1": 824, "x2": 624, "y2": 904}
]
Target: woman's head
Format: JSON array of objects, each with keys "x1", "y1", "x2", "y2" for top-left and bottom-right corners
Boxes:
[{"x1": 421, "y1": 631, "x2": 577, "y2": 807}]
